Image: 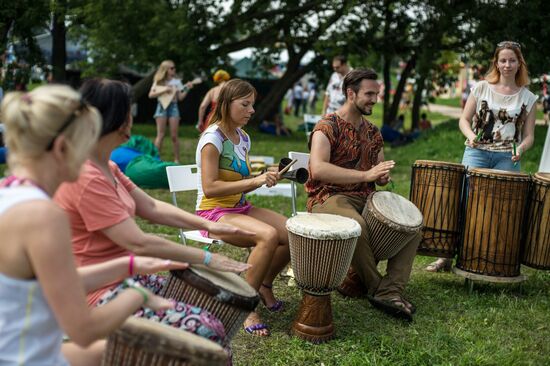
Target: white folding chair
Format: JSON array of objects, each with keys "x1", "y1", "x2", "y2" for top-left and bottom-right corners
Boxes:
[
  {"x1": 303, "y1": 114, "x2": 322, "y2": 141},
  {"x1": 288, "y1": 151, "x2": 310, "y2": 216},
  {"x1": 165, "y1": 165, "x2": 225, "y2": 247}
]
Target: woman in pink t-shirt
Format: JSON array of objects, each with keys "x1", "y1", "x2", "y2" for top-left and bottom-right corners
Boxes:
[
  {"x1": 54, "y1": 79, "x2": 252, "y2": 353},
  {"x1": 0, "y1": 84, "x2": 184, "y2": 365}
]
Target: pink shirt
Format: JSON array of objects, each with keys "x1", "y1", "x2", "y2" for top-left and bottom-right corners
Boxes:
[{"x1": 55, "y1": 160, "x2": 137, "y2": 305}]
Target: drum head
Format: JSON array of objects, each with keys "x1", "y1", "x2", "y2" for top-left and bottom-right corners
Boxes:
[
  {"x1": 286, "y1": 213, "x2": 361, "y2": 240},
  {"x1": 468, "y1": 168, "x2": 529, "y2": 180},
  {"x1": 171, "y1": 265, "x2": 259, "y2": 311},
  {"x1": 534, "y1": 172, "x2": 550, "y2": 183},
  {"x1": 116, "y1": 317, "x2": 227, "y2": 364},
  {"x1": 369, "y1": 191, "x2": 423, "y2": 228},
  {"x1": 414, "y1": 160, "x2": 465, "y2": 171}
]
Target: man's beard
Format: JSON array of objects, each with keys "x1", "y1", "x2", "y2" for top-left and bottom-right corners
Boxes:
[{"x1": 354, "y1": 101, "x2": 372, "y2": 116}]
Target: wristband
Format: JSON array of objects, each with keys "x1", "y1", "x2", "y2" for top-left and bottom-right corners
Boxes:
[
  {"x1": 128, "y1": 254, "x2": 135, "y2": 276},
  {"x1": 203, "y1": 250, "x2": 212, "y2": 266},
  {"x1": 123, "y1": 279, "x2": 148, "y2": 305}
]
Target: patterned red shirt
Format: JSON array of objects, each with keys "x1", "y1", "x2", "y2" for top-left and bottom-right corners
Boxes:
[{"x1": 306, "y1": 113, "x2": 384, "y2": 211}]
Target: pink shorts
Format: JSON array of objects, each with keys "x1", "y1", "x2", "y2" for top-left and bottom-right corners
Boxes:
[{"x1": 196, "y1": 202, "x2": 253, "y2": 237}]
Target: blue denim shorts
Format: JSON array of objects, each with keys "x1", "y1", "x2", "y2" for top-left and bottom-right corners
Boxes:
[
  {"x1": 461, "y1": 146, "x2": 520, "y2": 172},
  {"x1": 154, "y1": 101, "x2": 180, "y2": 118}
]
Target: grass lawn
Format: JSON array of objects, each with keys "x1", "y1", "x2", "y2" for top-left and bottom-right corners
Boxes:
[
  {"x1": 433, "y1": 97, "x2": 462, "y2": 109},
  {"x1": 129, "y1": 119, "x2": 550, "y2": 366}
]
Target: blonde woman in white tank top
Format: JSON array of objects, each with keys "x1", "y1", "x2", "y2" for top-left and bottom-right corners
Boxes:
[{"x1": 0, "y1": 85, "x2": 183, "y2": 365}]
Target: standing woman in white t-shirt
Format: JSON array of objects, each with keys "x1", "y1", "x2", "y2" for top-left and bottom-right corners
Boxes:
[
  {"x1": 148, "y1": 60, "x2": 195, "y2": 163},
  {"x1": 426, "y1": 41, "x2": 537, "y2": 272}
]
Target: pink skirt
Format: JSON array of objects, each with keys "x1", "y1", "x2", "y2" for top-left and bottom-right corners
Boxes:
[{"x1": 196, "y1": 202, "x2": 253, "y2": 237}]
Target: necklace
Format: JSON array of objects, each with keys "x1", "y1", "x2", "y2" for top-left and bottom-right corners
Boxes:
[{"x1": 0, "y1": 176, "x2": 49, "y2": 196}]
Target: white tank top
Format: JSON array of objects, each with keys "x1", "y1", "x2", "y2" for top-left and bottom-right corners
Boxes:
[{"x1": 0, "y1": 186, "x2": 69, "y2": 365}]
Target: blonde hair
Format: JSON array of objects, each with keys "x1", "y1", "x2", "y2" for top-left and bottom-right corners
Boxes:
[
  {"x1": 209, "y1": 79, "x2": 256, "y2": 130},
  {"x1": 1, "y1": 84, "x2": 101, "y2": 171},
  {"x1": 153, "y1": 60, "x2": 175, "y2": 85},
  {"x1": 486, "y1": 43, "x2": 530, "y2": 87}
]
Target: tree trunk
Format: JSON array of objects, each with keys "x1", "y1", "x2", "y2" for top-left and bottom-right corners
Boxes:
[
  {"x1": 387, "y1": 53, "x2": 416, "y2": 126},
  {"x1": 251, "y1": 54, "x2": 321, "y2": 126},
  {"x1": 382, "y1": 54, "x2": 392, "y2": 125},
  {"x1": 0, "y1": 19, "x2": 15, "y2": 54},
  {"x1": 51, "y1": 1, "x2": 67, "y2": 82},
  {"x1": 411, "y1": 73, "x2": 426, "y2": 130}
]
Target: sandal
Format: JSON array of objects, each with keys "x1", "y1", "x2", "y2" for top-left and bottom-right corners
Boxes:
[
  {"x1": 243, "y1": 313, "x2": 270, "y2": 337},
  {"x1": 260, "y1": 283, "x2": 284, "y2": 312},
  {"x1": 400, "y1": 296, "x2": 416, "y2": 314},
  {"x1": 425, "y1": 258, "x2": 452, "y2": 272},
  {"x1": 244, "y1": 323, "x2": 270, "y2": 336},
  {"x1": 366, "y1": 295, "x2": 413, "y2": 322}
]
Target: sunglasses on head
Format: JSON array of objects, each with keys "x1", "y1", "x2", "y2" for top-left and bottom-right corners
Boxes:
[
  {"x1": 46, "y1": 100, "x2": 88, "y2": 151},
  {"x1": 497, "y1": 41, "x2": 521, "y2": 49}
]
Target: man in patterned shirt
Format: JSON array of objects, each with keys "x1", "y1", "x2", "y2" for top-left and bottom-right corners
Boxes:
[{"x1": 306, "y1": 68, "x2": 420, "y2": 321}]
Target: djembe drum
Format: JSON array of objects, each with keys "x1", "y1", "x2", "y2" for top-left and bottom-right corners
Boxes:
[
  {"x1": 522, "y1": 172, "x2": 550, "y2": 269},
  {"x1": 456, "y1": 168, "x2": 530, "y2": 279},
  {"x1": 101, "y1": 317, "x2": 227, "y2": 366},
  {"x1": 286, "y1": 213, "x2": 361, "y2": 343},
  {"x1": 362, "y1": 191, "x2": 423, "y2": 260},
  {"x1": 160, "y1": 265, "x2": 259, "y2": 341},
  {"x1": 410, "y1": 160, "x2": 465, "y2": 257}
]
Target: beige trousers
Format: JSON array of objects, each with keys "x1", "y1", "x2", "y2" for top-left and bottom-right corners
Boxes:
[{"x1": 312, "y1": 194, "x2": 420, "y2": 299}]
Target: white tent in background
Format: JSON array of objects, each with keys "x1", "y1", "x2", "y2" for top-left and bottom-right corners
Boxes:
[{"x1": 540, "y1": 127, "x2": 550, "y2": 172}]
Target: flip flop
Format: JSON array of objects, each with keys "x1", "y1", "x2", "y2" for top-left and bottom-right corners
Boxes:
[
  {"x1": 244, "y1": 323, "x2": 270, "y2": 336},
  {"x1": 260, "y1": 283, "x2": 284, "y2": 312},
  {"x1": 366, "y1": 295, "x2": 413, "y2": 322}
]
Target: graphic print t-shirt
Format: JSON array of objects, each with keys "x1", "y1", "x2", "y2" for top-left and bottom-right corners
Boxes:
[
  {"x1": 195, "y1": 125, "x2": 251, "y2": 210},
  {"x1": 325, "y1": 72, "x2": 346, "y2": 114},
  {"x1": 468, "y1": 80, "x2": 537, "y2": 152}
]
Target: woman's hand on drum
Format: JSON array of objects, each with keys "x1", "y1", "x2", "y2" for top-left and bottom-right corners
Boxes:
[
  {"x1": 365, "y1": 160, "x2": 395, "y2": 182},
  {"x1": 141, "y1": 289, "x2": 175, "y2": 311},
  {"x1": 132, "y1": 256, "x2": 189, "y2": 275},
  {"x1": 208, "y1": 253, "x2": 251, "y2": 273},
  {"x1": 253, "y1": 171, "x2": 279, "y2": 188},
  {"x1": 206, "y1": 221, "x2": 256, "y2": 238}
]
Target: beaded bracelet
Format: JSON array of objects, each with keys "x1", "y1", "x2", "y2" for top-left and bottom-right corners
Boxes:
[
  {"x1": 123, "y1": 279, "x2": 148, "y2": 305},
  {"x1": 203, "y1": 250, "x2": 212, "y2": 266}
]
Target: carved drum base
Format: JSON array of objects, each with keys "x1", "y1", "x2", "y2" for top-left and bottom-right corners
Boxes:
[{"x1": 291, "y1": 293, "x2": 335, "y2": 344}]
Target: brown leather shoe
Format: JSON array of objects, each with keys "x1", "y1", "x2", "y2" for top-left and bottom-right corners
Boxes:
[{"x1": 337, "y1": 267, "x2": 368, "y2": 298}]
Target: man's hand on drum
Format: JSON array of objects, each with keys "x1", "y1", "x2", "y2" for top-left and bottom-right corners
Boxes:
[
  {"x1": 253, "y1": 171, "x2": 279, "y2": 188},
  {"x1": 365, "y1": 160, "x2": 395, "y2": 182},
  {"x1": 376, "y1": 173, "x2": 391, "y2": 186},
  {"x1": 208, "y1": 253, "x2": 252, "y2": 273},
  {"x1": 132, "y1": 256, "x2": 189, "y2": 275}
]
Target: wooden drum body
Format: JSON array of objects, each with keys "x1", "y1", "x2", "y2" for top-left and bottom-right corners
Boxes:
[
  {"x1": 160, "y1": 265, "x2": 259, "y2": 341},
  {"x1": 410, "y1": 160, "x2": 465, "y2": 257},
  {"x1": 523, "y1": 173, "x2": 550, "y2": 269},
  {"x1": 457, "y1": 168, "x2": 530, "y2": 278},
  {"x1": 362, "y1": 191, "x2": 423, "y2": 260},
  {"x1": 286, "y1": 213, "x2": 361, "y2": 343},
  {"x1": 101, "y1": 317, "x2": 227, "y2": 366}
]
